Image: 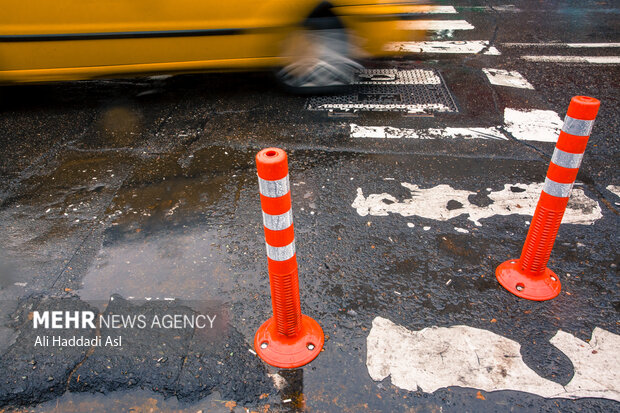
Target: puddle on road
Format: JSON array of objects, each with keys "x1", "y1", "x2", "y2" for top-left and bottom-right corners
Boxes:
[
  {"x1": 79, "y1": 225, "x2": 232, "y2": 301},
  {"x1": 15, "y1": 389, "x2": 261, "y2": 413},
  {"x1": 78, "y1": 148, "x2": 255, "y2": 302},
  {"x1": 0, "y1": 151, "x2": 131, "y2": 298},
  {"x1": 18, "y1": 370, "x2": 331, "y2": 413}
]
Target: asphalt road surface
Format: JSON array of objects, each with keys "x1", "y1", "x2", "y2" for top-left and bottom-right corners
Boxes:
[{"x1": 1, "y1": 1, "x2": 619, "y2": 412}]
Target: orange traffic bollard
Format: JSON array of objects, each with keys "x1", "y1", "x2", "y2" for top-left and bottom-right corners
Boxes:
[
  {"x1": 496, "y1": 96, "x2": 600, "y2": 301},
  {"x1": 254, "y1": 148, "x2": 324, "y2": 368}
]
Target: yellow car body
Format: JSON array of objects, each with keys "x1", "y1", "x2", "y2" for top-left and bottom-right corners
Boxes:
[{"x1": 0, "y1": 1, "x2": 428, "y2": 83}]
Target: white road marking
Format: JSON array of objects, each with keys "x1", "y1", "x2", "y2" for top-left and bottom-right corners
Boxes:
[
  {"x1": 366, "y1": 317, "x2": 620, "y2": 402},
  {"x1": 482, "y1": 68, "x2": 534, "y2": 89},
  {"x1": 607, "y1": 185, "x2": 620, "y2": 205},
  {"x1": 399, "y1": 5, "x2": 458, "y2": 14},
  {"x1": 352, "y1": 107, "x2": 564, "y2": 142},
  {"x1": 492, "y1": 5, "x2": 521, "y2": 12},
  {"x1": 148, "y1": 74, "x2": 174, "y2": 80},
  {"x1": 522, "y1": 56, "x2": 620, "y2": 64},
  {"x1": 607, "y1": 185, "x2": 620, "y2": 197},
  {"x1": 503, "y1": 42, "x2": 620, "y2": 48},
  {"x1": 351, "y1": 182, "x2": 602, "y2": 226},
  {"x1": 504, "y1": 108, "x2": 563, "y2": 142},
  {"x1": 269, "y1": 373, "x2": 286, "y2": 390},
  {"x1": 426, "y1": 6, "x2": 458, "y2": 14},
  {"x1": 551, "y1": 329, "x2": 620, "y2": 400},
  {"x1": 385, "y1": 41, "x2": 501, "y2": 55},
  {"x1": 350, "y1": 124, "x2": 508, "y2": 140},
  {"x1": 398, "y1": 20, "x2": 475, "y2": 31}
]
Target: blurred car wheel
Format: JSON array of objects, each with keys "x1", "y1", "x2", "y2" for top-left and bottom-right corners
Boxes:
[{"x1": 276, "y1": 28, "x2": 363, "y2": 93}]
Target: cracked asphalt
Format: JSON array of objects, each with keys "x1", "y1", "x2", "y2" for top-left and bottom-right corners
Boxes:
[{"x1": 0, "y1": 1, "x2": 619, "y2": 412}]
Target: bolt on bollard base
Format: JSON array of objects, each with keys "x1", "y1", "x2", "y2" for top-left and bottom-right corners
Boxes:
[
  {"x1": 496, "y1": 260, "x2": 561, "y2": 301},
  {"x1": 254, "y1": 314, "x2": 324, "y2": 369}
]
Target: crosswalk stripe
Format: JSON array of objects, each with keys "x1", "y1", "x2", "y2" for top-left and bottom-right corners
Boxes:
[
  {"x1": 384, "y1": 41, "x2": 500, "y2": 55},
  {"x1": 350, "y1": 108, "x2": 563, "y2": 143},
  {"x1": 350, "y1": 124, "x2": 507, "y2": 140},
  {"x1": 397, "y1": 20, "x2": 474, "y2": 31},
  {"x1": 397, "y1": 5, "x2": 458, "y2": 14},
  {"x1": 522, "y1": 56, "x2": 620, "y2": 64},
  {"x1": 503, "y1": 42, "x2": 620, "y2": 48},
  {"x1": 352, "y1": 182, "x2": 602, "y2": 226}
]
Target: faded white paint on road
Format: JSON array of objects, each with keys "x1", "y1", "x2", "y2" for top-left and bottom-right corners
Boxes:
[
  {"x1": 399, "y1": 5, "x2": 457, "y2": 14},
  {"x1": 398, "y1": 20, "x2": 475, "y2": 31},
  {"x1": 482, "y1": 68, "x2": 534, "y2": 89},
  {"x1": 550, "y1": 329, "x2": 620, "y2": 400},
  {"x1": 491, "y1": 5, "x2": 520, "y2": 12},
  {"x1": 350, "y1": 124, "x2": 507, "y2": 140},
  {"x1": 522, "y1": 56, "x2": 620, "y2": 64},
  {"x1": 350, "y1": 108, "x2": 564, "y2": 142},
  {"x1": 503, "y1": 42, "x2": 620, "y2": 48},
  {"x1": 385, "y1": 40, "x2": 501, "y2": 55},
  {"x1": 367, "y1": 317, "x2": 563, "y2": 397},
  {"x1": 504, "y1": 108, "x2": 563, "y2": 142},
  {"x1": 351, "y1": 182, "x2": 602, "y2": 226},
  {"x1": 366, "y1": 317, "x2": 620, "y2": 402},
  {"x1": 607, "y1": 185, "x2": 620, "y2": 205},
  {"x1": 606, "y1": 185, "x2": 620, "y2": 198}
]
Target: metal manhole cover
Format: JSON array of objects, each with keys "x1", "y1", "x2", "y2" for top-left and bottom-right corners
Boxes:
[{"x1": 306, "y1": 69, "x2": 458, "y2": 114}]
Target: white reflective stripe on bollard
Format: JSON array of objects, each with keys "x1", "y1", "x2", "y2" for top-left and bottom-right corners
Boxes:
[
  {"x1": 543, "y1": 178, "x2": 574, "y2": 198},
  {"x1": 562, "y1": 116, "x2": 595, "y2": 137},
  {"x1": 258, "y1": 175, "x2": 290, "y2": 198},
  {"x1": 266, "y1": 241, "x2": 296, "y2": 261},
  {"x1": 263, "y1": 210, "x2": 293, "y2": 232},
  {"x1": 551, "y1": 148, "x2": 584, "y2": 169}
]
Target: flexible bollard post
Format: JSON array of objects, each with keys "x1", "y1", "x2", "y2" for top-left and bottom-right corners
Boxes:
[
  {"x1": 254, "y1": 148, "x2": 324, "y2": 368},
  {"x1": 496, "y1": 96, "x2": 600, "y2": 301}
]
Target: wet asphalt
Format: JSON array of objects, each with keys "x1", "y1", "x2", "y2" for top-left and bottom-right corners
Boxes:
[{"x1": 0, "y1": 0, "x2": 619, "y2": 412}]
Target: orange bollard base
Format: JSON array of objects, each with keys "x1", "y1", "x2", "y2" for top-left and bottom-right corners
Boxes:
[
  {"x1": 496, "y1": 259, "x2": 561, "y2": 301},
  {"x1": 254, "y1": 314, "x2": 324, "y2": 368}
]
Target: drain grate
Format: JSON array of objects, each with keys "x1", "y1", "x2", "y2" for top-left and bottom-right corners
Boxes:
[{"x1": 306, "y1": 69, "x2": 458, "y2": 114}]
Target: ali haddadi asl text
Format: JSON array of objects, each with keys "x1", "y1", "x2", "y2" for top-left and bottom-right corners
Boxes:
[{"x1": 34, "y1": 335, "x2": 121, "y2": 347}]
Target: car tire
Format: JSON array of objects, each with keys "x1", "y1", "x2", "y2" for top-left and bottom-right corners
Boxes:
[{"x1": 275, "y1": 27, "x2": 363, "y2": 94}]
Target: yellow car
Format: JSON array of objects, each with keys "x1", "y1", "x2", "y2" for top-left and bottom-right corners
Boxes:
[{"x1": 0, "y1": 1, "x2": 427, "y2": 90}]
